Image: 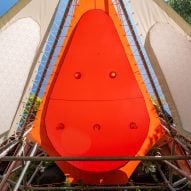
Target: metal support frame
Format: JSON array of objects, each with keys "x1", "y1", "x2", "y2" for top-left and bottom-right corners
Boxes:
[
  {"x1": 1, "y1": 155, "x2": 191, "y2": 162},
  {"x1": 27, "y1": 161, "x2": 43, "y2": 186},
  {"x1": 1, "y1": 0, "x2": 191, "y2": 191},
  {"x1": 173, "y1": 177, "x2": 188, "y2": 187},
  {"x1": 157, "y1": 164, "x2": 176, "y2": 191},
  {"x1": 1, "y1": 145, "x2": 191, "y2": 190},
  {"x1": 0, "y1": 127, "x2": 32, "y2": 157},
  {"x1": 0, "y1": 141, "x2": 26, "y2": 189},
  {"x1": 23, "y1": 185, "x2": 168, "y2": 190},
  {"x1": 13, "y1": 144, "x2": 38, "y2": 191},
  {"x1": 169, "y1": 140, "x2": 176, "y2": 184},
  {"x1": 163, "y1": 160, "x2": 191, "y2": 181}
]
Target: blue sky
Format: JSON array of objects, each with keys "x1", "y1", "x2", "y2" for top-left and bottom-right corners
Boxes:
[{"x1": 0, "y1": 0, "x2": 18, "y2": 17}]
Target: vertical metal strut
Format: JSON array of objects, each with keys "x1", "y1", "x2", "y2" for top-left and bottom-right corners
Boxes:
[
  {"x1": 0, "y1": 141, "x2": 25, "y2": 189},
  {"x1": 13, "y1": 144, "x2": 38, "y2": 191}
]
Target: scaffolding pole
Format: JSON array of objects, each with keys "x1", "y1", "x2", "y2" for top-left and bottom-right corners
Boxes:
[
  {"x1": 1, "y1": 1, "x2": 191, "y2": 190},
  {"x1": 0, "y1": 142, "x2": 25, "y2": 190},
  {"x1": 23, "y1": 185, "x2": 168, "y2": 190},
  {"x1": 157, "y1": 164, "x2": 176, "y2": 191},
  {"x1": 0, "y1": 127, "x2": 32, "y2": 158},
  {"x1": 1, "y1": 155, "x2": 191, "y2": 162},
  {"x1": 13, "y1": 144, "x2": 38, "y2": 191},
  {"x1": 163, "y1": 160, "x2": 191, "y2": 181}
]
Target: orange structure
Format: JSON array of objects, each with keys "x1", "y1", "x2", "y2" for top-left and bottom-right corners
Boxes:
[{"x1": 30, "y1": 0, "x2": 164, "y2": 185}]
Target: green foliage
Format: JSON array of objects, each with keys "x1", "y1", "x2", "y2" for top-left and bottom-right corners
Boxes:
[
  {"x1": 19, "y1": 94, "x2": 41, "y2": 127},
  {"x1": 167, "y1": 0, "x2": 191, "y2": 24},
  {"x1": 141, "y1": 147, "x2": 162, "y2": 184}
]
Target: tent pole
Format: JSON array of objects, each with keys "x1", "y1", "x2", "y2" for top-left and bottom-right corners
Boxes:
[
  {"x1": 27, "y1": 161, "x2": 43, "y2": 185},
  {"x1": 163, "y1": 160, "x2": 191, "y2": 181},
  {"x1": 1, "y1": 155, "x2": 191, "y2": 161},
  {"x1": 13, "y1": 144, "x2": 38, "y2": 191},
  {"x1": 0, "y1": 127, "x2": 32, "y2": 190},
  {"x1": 157, "y1": 164, "x2": 176, "y2": 191},
  {"x1": 0, "y1": 142, "x2": 25, "y2": 190},
  {"x1": 0, "y1": 127, "x2": 32, "y2": 158}
]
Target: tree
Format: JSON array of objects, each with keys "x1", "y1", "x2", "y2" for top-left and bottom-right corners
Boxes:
[{"x1": 167, "y1": 0, "x2": 191, "y2": 24}]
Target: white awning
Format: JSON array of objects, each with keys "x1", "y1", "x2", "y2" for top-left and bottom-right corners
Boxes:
[{"x1": 0, "y1": 0, "x2": 60, "y2": 143}]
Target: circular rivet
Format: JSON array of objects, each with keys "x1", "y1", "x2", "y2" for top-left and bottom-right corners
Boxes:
[
  {"x1": 74, "y1": 72, "x2": 81, "y2": 79},
  {"x1": 129, "y1": 122, "x2": 138, "y2": 129},
  {"x1": 93, "y1": 124, "x2": 101, "y2": 131},
  {"x1": 109, "y1": 71, "x2": 117, "y2": 78},
  {"x1": 56, "y1": 123, "x2": 65, "y2": 130}
]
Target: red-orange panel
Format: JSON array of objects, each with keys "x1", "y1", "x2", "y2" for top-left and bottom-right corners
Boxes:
[
  {"x1": 44, "y1": 9, "x2": 150, "y2": 172},
  {"x1": 50, "y1": 10, "x2": 142, "y2": 100},
  {"x1": 45, "y1": 99, "x2": 149, "y2": 172}
]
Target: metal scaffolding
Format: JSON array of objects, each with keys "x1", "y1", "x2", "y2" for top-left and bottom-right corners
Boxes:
[{"x1": 0, "y1": 0, "x2": 191, "y2": 190}]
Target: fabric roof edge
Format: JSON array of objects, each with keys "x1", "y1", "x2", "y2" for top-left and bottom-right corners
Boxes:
[
  {"x1": 144, "y1": 29, "x2": 184, "y2": 137},
  {"x1": 145, "y1": 23, "x2": 191, "y2": 138},
  {"x1": 0, "y1": 0, "x2": 60, "y2": 143},
  {"x1": 154, "y1": 0, "x2": 191, "y2": 37},
  {"x1": 7, "y1": 0, "x2": 60, "y2": 140},
  {"x1": 0, "y1": 0, "x2": 32, "y2": 29},
  {"x1": 151, "y1": 1, "x2": 191, "y2": 138}
]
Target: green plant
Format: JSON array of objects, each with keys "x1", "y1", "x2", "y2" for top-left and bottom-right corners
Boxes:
[
  {"x1": 167, "y1": 0, "x2": 191, "y2": 24},
  {"x1": 19, "y1": 94, "x2": 41, "y2": 127}
]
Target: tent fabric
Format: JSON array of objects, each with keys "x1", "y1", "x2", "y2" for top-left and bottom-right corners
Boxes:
[
  {"x1": 0, "y1": 18, "x2": 40, "y2": 140},
  {"x1": 127, "y1": 0, "x2": 191, "y2": 137},
  {"x1": 127, "y1": 0, "x2": 191, "y2": 44},
  {"x1": 154, "y1": 0, "x2": 191, "y2": 37},
  {"x1": 0, "y1": 0, "x2": 60, "y2": 143},
  {"x1": 0, "y1": 0, "x2": 60, "y2": 39},
  {"x1": 145, "y1": 23, "x2": 191, "y2": 137}
]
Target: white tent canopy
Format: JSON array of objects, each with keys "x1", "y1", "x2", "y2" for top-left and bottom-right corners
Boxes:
[
  {"x1": 0, "y1": 0, "x2": 60, "y2": 143},
  {"x1": 146, "y1": 23, "x2": 191, "y2": 137},
  {"x1": 127, "y1": 0, "x2": 191, "y2": 137},
  {"x1": 126, "y1": 0, "x2": 191, "y2": 43}
]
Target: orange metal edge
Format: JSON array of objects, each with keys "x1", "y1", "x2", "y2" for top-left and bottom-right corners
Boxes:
[{"x1": 29, "y1": 0, "x2": 164, "y2": 184}]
